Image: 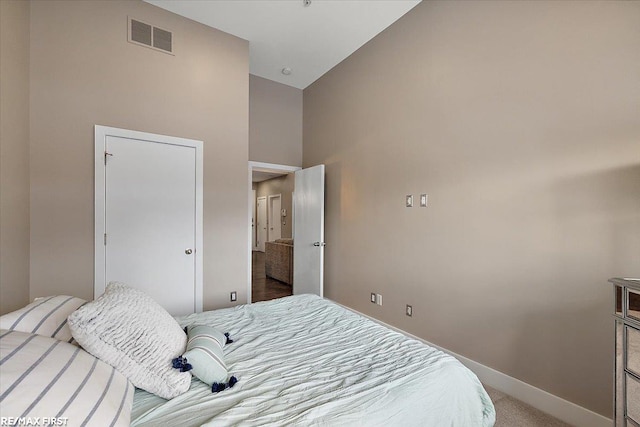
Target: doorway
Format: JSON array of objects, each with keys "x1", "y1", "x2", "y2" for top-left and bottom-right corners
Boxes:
[
  {"x1": 249, "y1": 162, "x2": 299, "y2": 303},
  {"x1": 248, "y1": 162, "x2": 325, "y2": 304},
  {"x1": 94, "y1": 125, "x2": 203, "y2": 316}
]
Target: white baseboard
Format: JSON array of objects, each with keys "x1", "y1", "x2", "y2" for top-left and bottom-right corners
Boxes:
[{"x1": 332, "y1": 301, "x2": 611, "y2": 427}]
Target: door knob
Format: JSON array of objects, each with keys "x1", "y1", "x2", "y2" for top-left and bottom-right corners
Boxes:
[
  {"x1": 313, "y1": 242, "x2": 326, "y2": 247},
  {"x1": 185, "y1": 248, "x2": 193, "y2": 255}
]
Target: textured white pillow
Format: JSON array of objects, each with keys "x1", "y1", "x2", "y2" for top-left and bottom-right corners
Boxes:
[
  {"x1": 0, "y1": 295, "x2": 86, "y2": 344},
  {"x1": 68, "y1": 282, "x2": 191, "y2": 399},
  {"x1": 1, "y1": 329, "x2": 134, "y2": 426}
]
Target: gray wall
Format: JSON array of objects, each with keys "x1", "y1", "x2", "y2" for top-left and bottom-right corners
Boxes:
[
  {"x1": 249, "y1": 75, "x2": 302, "y2": 167},
  {"x1": 0, "y1": 0, "x2": 31, "y2": 314},
  {"x1": 27, "y1": 0, "x2": 249, "y2": 309},
  {"x1": 303, "y1": 0, "x2": 640, "y2": 417}
]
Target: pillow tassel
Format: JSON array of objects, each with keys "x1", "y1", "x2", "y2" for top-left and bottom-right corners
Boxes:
[
  {"x1": 172, "y1": 356, "x2": 193, "y2": 372},
  {"x1": 228, "y1": 375, "x2": 238, "y2": 387},
  {"x1": 211, "y1": 382, "x2": 226, "y2": 393},
  {"x1": 224, "y1": 332, "x2": 234, "y2": 344},
  {"x1": 211, "y1": 376, "x2": 238, "y2": 393}
]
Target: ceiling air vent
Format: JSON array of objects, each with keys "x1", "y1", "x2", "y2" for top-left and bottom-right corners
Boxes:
[{"x1": 128, "y1": 17, "x2": 173, "y2": 55}]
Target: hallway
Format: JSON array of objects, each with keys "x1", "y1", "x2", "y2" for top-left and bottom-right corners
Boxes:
[{"x1": 251, "y1": 251, "x2": 292, "y2": 302}]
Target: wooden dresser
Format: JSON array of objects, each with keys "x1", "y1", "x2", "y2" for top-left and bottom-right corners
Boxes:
[
  {"x1": 265, "y1": 239, "x2": 294, "y2": 285},
  {"x1": 611, "y1": 278, "x2": 640, "y2": 427}
]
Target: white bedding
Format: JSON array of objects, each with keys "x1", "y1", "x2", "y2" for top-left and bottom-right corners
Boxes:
[{"x1": 131, "y1": 295, "x2": 495, "y2": 426}]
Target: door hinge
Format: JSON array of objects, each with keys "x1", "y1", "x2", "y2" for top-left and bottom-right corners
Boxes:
[
  {"x1": 104, "y1": 233, "x2": 107, "y2": 245},
  {"x1": 104, "y1": 151, "x2": 113, "y2": 165}
]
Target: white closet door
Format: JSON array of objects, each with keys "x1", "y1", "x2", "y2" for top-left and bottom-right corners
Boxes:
[
  {"x1": 268, "y1": 194, "x2": 282, "y2": 241},
  {"x1": 95, "y1": 126, "x2": 202, "y2": 316},
  {"x1": 257, "y1": 196, "x2": 267, "y2": 252}
]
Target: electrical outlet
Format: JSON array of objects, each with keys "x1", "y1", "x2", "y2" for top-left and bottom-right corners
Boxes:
[
  {"x1": 420, "y1": 194, "x2": 428, "y2": 207},
  {"x1": 376, "y1": 294, "x2": 383, "y2": 306},
  {"x1": 406, "y1": 304, "x2": 413, "y2": 317},
  {"x1": 230, "y1": 291, "x2": 237, "y2": 302},
  {"x1": 371, "y1": 293, "x2": 376, "y2": 303}
]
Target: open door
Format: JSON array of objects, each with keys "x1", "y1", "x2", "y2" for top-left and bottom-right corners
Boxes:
[{"x1": 293, "y1": 164, "x2": 325, "y2": 296}]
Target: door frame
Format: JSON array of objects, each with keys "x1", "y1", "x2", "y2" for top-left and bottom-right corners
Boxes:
[
  {"x1": 95, "y1": 125, "x2": 204, "y2": 312},
  {"x1": 248, "y1": 161, "x2": 300, "y2": 303}
]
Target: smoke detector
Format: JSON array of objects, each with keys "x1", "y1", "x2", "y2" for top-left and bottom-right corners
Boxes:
[{"x1": 281, "y1": 67, "x2": 292, "y2": 75}]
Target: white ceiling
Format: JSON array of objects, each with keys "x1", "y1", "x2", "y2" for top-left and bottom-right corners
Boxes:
[{"x1": 146, "y1": 0, "x2": 421, "y2": 89}]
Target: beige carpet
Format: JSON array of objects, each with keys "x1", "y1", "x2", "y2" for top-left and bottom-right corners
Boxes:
[{"x1": 485, "y1": 385, "x2": 573, "y2": 427}]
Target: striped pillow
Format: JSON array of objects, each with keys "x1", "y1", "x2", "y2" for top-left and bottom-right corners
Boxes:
[
  {"x1": 0, "y1": 329, "x2": 134, "y2": 426},
  {"x1": 0, "y1": 296, "x2": 86, "y2": 344},
  {"x1": 181, "y1": 325, "x2": 228, "y2": 386}
]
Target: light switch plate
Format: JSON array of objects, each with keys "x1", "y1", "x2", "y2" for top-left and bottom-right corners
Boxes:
[
  {"x1": 420, "y1": 194, "x2": 428, "y2": 207},
  {"x1": 406, "y1": 195, "x2": 413, "y2": 207}
]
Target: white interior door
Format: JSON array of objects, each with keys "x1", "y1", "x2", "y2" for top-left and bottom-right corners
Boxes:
[
  {"x1": 95, "y1": 126, "x2": 202, "y2": 316},
  {"x1": 252, "y1": 189, "x2": 257, "y2": 249},
  {"x1": 293, "y1": 164, "x2": 325, "y2": 296},
  {"x1": 257, "y1": 196, "x2": 267, "y2": 252},
  {"x1": 268, "y1": 194, "x2": 282, "y2": 241}
]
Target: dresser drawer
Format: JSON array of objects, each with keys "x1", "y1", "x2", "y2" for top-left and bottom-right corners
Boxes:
[
  {"x1": 627, "y1": 373, "x2": 640, "y2": 425},
  {"x1": 628, "y1": 288, "x2": 640, "y2": 323},
  {"x1": 627, "y1": 325, "x2": 640, "y2": 377}
]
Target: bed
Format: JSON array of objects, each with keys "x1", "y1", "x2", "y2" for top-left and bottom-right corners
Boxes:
[{"x1": 1, "y1": 291, "x2": 495, "y2": 426}]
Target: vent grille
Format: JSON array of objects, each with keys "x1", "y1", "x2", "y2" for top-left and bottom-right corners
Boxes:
[
  {"x1": 128, "y1": 17, "x2": 173, "y2": 55},
  {"x1": 152, "y1": 27, "x2": 172, "y2": 52},
  {"x1": 130, "y1": 19, "x2": 152, "y2": 46}
]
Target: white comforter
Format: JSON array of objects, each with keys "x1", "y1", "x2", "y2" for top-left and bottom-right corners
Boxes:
[{"x1": 131, "y1": 295, "x2": 495, "y2": 426}]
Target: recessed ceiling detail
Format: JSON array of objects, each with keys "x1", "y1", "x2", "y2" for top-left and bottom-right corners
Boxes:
[
  {"x1": 145, "y1": 0, "x2": 421, "y2": 89},
  {"x1": 253, "y1": 171, "x2": 289, "y2": 183}
]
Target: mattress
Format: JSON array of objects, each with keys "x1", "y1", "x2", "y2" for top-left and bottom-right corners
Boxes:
[{"x1": 131, "y1": 294, "x2": 495, "y2": 426}]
